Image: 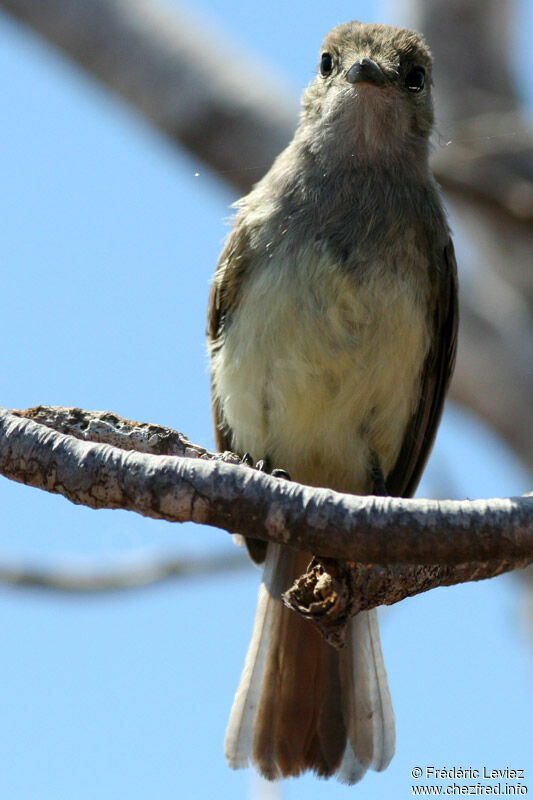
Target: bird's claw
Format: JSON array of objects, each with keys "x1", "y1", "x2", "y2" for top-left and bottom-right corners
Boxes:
[{"x1": 241, "y1": 453, "x2": 291, "y2": 481}]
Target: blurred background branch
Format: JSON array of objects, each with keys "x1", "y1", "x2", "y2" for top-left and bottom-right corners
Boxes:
[
  {"x1": 0, "y1": 0, "x2": 295, "y2": 192},
  {"x1": 0, "y1": 550, "x2": 248, "y2": 592},
  {"x1": 0, "y1": 0, "x2": 531, "y2": 471}
]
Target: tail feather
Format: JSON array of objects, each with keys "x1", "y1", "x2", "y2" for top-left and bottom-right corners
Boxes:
[
  {"x1": 364, "y1": 607, "x2": 396, "y2": 770},
  {"x1": 338, "y1": 609, "x2": 395, "y2": 782},
  {"x1": 225, "y1": 543, "x2": 395, "y2": 784},
  {"x1": 224, "y1": 545, "x2": 284, "y2": 769},
  {"x1": 254, "y1": 567, "x2": 346, "y2": 779}
]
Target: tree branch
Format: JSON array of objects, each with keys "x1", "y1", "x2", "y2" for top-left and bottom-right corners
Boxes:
[
  {"x1": 9, "y1": 404, "x2": 226, "y2": 460},
  {"x1": 284, "y1": 555, "x2": 531, "y2": 647},
  {"x1": 1, "y1": 405, "x2": 531, "y2": 644},
  {"x1": 1, "y1": 407, "x2": 531, "y2": 562}
]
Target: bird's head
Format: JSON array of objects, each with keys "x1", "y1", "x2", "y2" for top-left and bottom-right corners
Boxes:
[{"x1": 301, "y1": 21, "x2": 434, "y2": 159}]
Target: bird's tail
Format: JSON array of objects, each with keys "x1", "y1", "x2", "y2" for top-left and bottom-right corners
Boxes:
[{"x1": 224, "y1": 543, "x2": 395, "y2": 783}]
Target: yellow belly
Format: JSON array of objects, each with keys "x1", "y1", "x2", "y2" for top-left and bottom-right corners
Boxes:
[{"x1": 211, "y1": 242, "x2": 431, "y2": 494}]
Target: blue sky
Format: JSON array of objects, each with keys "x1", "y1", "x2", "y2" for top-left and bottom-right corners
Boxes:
[{"x1": 0, "y1": 2, "x2": 531, "y2": 798}]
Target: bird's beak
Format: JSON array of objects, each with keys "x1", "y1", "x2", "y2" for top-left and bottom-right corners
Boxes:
[{"x1": 346, "y1": 58, "x2": 386, "y2": 87}]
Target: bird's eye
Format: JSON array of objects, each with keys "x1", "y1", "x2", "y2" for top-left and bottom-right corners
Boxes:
[
  {"x1": 320, "y1": 52, "x2": 333, "y2": 76},
  {"x1": 405, "y1": 67, "x2": 425, "y2": 92}
]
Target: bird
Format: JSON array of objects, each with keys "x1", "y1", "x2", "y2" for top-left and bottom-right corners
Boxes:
[{"x1": 207, "y1": 19, "x2": 458, "y2": 785}]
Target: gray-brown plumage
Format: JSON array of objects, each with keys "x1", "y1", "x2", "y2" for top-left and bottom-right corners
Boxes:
[{"x1": 207, "y1": 20, "x2": 458, "y2": 784}]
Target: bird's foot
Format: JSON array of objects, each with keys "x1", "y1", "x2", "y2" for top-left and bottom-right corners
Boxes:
[{"x1": 241, "y1": 453, "x2": 291, "y2": 481}]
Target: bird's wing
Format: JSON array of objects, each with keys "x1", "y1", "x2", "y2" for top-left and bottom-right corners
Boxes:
[
  {"x1": 207, "y1": 221, "x2": 250, "y2": 451},
  {"x1": 386, "y1": 239, "x2": 459, "y2": 498},
  {"x1": 207, "y1": 225, "x2": 269, "y2": 563}
]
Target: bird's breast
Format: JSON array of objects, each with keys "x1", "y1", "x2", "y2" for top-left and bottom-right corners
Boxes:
[{"x1": 211, "y1": 236, "x2": 432, "y2": 494}]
